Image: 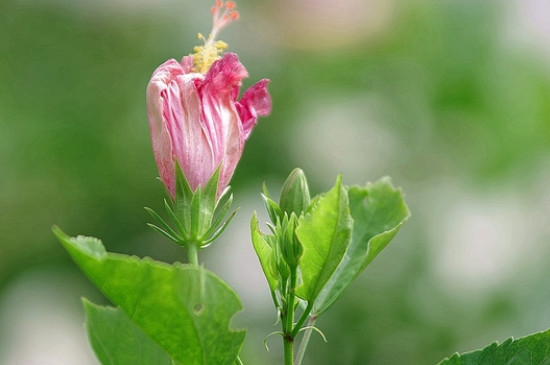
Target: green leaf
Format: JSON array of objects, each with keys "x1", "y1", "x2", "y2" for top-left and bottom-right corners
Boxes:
[
  {"x1": 53, "y1": 226, "x2": 245, "y2": 365},
  {"x1": 295, "y1": 175, "x2": 353, "y2": 302},
  {"x1": 251, "y1": 213, "x2": 279, "y2": 292},
  {"x1": 312, "y1": 177, "x2": 410, "y2": 315},
  {"x1": 83, "y1": 299, "x2": 174, "y2": 365},
  {"x1": 353, "y1": 178, "x2": 410, "y2": 269},
  {"x1": 437, "y1": 328, "x2": 550, "y2": 364}
]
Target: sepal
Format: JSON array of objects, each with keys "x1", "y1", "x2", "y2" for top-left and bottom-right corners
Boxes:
[
  {"x1": 147, "y1": 163, "x2": 237, "y2": 249},
  {"x1": 277, "y1": 213, "x2": 302, "y2": 270},
  {"x1": 145, "y1": 206, "x2": 184, "y2": 244},
  {"x1": 261, "y1": 183, "x2": 283, "y2": 224}
]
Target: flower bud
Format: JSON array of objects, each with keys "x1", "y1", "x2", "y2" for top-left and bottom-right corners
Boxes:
[
  {"x1": 146, "y1": 1, "x2": 271, "y2": 198},
  {"x1": 279, "y1": 168, "x2": 311, "y2": 217},
  {"x1": 147, "y1": 54, "x2": 271, "y2": 198}
]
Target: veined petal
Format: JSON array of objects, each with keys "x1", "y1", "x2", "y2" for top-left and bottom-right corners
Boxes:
[
  {"x1": 201, "y1": 53, "x2": 248, "y2": 97},
  {"x1": 180, "y1": 55, "x2": 194, "y2": 74},
  {"x1": 198, "y1": 55, "x2": 246, "y2": 194},
  {"x1": 236, "y1": 79, "x2": 271, "y2": 139},
  {"x1": 147, "y1": 59, "x2": 184, "y2": 196},
  {"x1": 165, "y1": 74, "x2": 215, "y2": 192}
]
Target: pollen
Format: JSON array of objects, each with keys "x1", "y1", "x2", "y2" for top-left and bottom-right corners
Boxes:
[{"x1": 192, "y1": 1, "x2": 239, "y2": 74}]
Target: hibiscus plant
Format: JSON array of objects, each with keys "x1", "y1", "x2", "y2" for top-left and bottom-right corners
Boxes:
[{"x1": 54, "y1": 1, "x2": 550, "y2": 364}]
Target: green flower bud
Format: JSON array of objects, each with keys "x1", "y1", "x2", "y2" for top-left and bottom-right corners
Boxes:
[
  {"x1": 277, "y1": 213, "x2": 303, "y2": 270},
  {"x1": 279, "y1": 168, "x2": 311, "y2": 217}
]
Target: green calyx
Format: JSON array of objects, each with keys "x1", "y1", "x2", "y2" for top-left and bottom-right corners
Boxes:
[
  {"x1": 277, "y1": 212, "x2": 302, "y2": 270},
  {"x1": 146, "y1": 162, "x2": 237, "y2": 251}
]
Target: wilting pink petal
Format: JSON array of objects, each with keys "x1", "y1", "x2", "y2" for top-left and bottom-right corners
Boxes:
[
  {"x1": 146, "y1": 52, "x2": 271, "y2": 197},
  {"x1": 236, "y1": 78, "x2": 271, "y2": 139}
]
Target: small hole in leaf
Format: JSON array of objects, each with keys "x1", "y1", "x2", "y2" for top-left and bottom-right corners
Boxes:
[{"x1": 193, "y1": 303, "x2": 204, "y2": 316}]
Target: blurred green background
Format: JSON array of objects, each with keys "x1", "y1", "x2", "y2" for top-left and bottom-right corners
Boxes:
[{"x1": 2, "y1": 0, "x2": 550, "y2": 363}]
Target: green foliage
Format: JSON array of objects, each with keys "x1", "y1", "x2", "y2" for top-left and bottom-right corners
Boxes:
[
  {"x1": 312, "y1": 178, "x2": 410, "y2": 315},
  {"x1": 253, "y1": 172, "x2": 410, "y2": 317},
  {"x1": 83, "y1": 299, "x2": 174, "y2": 365},
  {"x1": 438, "y1": 328, "x2": 550, "y2": 364},
  {"x1": 295, "y1": 175, "x2": 353, "y2": 302},
  {"x1": 253, "y1": 171, "x2": 410, "y2": 364},
  {"x1": 54, "y1": 227, "x2": 245, "y2": 365}
]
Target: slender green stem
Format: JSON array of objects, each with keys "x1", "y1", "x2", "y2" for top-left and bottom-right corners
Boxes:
[
  {"x1": 294, "y1": 316, "x2": 317, "y2": 365},
  {"x1": 187, "y1": 243, "x2": 199, "y2": 265},
  {"x1": 291, "y1": 302, "x2": 313, "y2": 338},
  {"x1": 235, "y1": 355, "x2": 244, "y2": 365},
  {"x1": 284, "y1": 336, "x2": 294, "y2": 365},
  {"x1": 284, "y1": 280, "x2": 296, "y2": 334},
  {"x1": 283, "y1": 270, "x2": 298, "y2": 365}
]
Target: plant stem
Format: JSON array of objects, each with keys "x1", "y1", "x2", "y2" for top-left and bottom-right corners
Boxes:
[
  {"x1": 235, "y1": 355, "x2": 244, "y2": 365},
  {"x1": 291, "y1": 302, "x2": 313, "y2": 338},
  {"x1": 294, "y1": 316, "x2": 317, "y2": 365},
  {"x1": 284, "y1": 336, "x2": 294, "y2": 365},
  {"x1": 187, "y1": 243, "x2": 199, "y2": 265},
  {"x1": 283, "y1": 270, "x2": 297, "y2": 365}
]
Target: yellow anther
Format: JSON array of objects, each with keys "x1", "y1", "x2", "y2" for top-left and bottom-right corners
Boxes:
[
  {"x1": 191, "y1": 38, "x2": 228, "y2": 74},
  {"x1": 215, "y1": 40, "x2": 228, "y2": 50}
]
